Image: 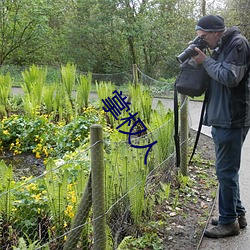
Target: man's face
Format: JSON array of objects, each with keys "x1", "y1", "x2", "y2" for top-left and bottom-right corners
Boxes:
[{"x1": 196, "y1": 30, "x2": 222, "y2": 49}]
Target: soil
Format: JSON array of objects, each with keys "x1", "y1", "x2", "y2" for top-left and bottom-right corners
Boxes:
[
  {"x1": 158, "y1": 130, "x2": 217, "y2": 250},
  {"x1": 0, "y1": 152, "x2": 45, "y2": 180}
]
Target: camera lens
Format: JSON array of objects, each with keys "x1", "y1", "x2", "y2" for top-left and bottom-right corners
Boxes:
[{"x1": 176, "y1": 44, "x2": 198, "y2": 63}]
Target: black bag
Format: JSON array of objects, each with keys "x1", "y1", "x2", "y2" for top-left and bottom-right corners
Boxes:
[
  {"x1": 175, "y1": 58, "x2": 209, "y2": 97},
  {"x1": 174, "y1": 58, "x2": 209, "y2": 168}
]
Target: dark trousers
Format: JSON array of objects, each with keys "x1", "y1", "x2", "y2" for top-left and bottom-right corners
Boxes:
[{"x1": 211, "y1": 126, "x2": 249, "y2": 225}]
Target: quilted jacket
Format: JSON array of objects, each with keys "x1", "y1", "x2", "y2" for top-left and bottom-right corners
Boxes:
[{"x1": 203, "y1": 26, "x2": 250, "y2": 128}]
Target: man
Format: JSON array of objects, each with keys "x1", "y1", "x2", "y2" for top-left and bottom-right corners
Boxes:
[{"x1": 192, "y1": 15, "x2": 250, "y2": 238}]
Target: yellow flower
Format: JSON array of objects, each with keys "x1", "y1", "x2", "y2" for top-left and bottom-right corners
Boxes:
[
  {"x1": 71, "y1": 195, "x2": 76, "y2": 204},
  {"x1": 65, "y1": 205, "x2": 74, "y2": 218},
  {"x1": 36, "y1": 152, "x2": 41, "y2": 159},
  {"x1": 32, "y1": 193, "x2": 42, "y2": 201},
  {"x1": 26, "y1": 183, "x2": 37, "y2": 191},
  {"x1": 12, "y1": 207, "x2": 17, "y2": 212},
  {"x1": 3, "y1": 130, "x2": 9, "y2": 135}
]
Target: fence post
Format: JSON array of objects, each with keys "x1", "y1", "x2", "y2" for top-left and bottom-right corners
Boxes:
[
  {"x1": 91, "y1": 124, "x2": 106, "y2": 250},
  {"x1": 63, "y1": 175, "x2": 92, "y2": 250},
  {"x1": 133, "y1": 64, "x2": 138, "y2": 86},
  {"x1": 180, "y1": 94, "x2": 188, "y2": 176}
]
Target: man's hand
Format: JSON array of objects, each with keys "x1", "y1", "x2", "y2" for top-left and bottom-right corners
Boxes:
[{"x1": 192, "y1": 47, "x2": 207, "y2": 64}]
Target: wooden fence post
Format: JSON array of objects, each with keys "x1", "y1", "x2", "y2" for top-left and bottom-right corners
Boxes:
[
  {"x1": 91, "y1": 124, "x2": 106, "y2": 250},
  {"x1": 63, "y1": 175, "x2": 92, "y2": 250},
  {"x1": 133, "y1": 64, "x2": 138, "y2": 86}
]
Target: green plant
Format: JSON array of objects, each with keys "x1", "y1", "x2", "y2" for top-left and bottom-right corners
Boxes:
[
  {"x1": 0, "y1": 161, "x2": 15, "y2": 222},
  {"x1": 96, "y1": 81, "x2": 116, "y2": 127},
  {"x1": 43, "y1": 84, "x2": 56, "y2": 114},
  {"x1": 148, "y1": 100, "x2": 175, "y2": 164},
  {"x1": 0, "y1": 73, "x2": 12, "y2": 117},
  {"x1": 105, "y1": 131, "x2": 151, "y2": 239},
  {"x1": 12, "y1": 176, "x2": 49, "y2": 241},
  {"x1": 60, "y1": 62, "x2": 76, "y2": 102},
  {"x1": 21, "y1": 65, "x2": 47, "y2": 118},
  {"x1": 76, "y1": 72, "x2": 92, "y2": 110},
  {"x1": 178, "y1": 173, "x2": 191, "y2": 189},
  {"x1": 128, "y1": 83, "x2": 152, "y2": 124},
  {"x1": 158, "y1": 182, "x2": 171, "y2": 203},
  {"x1": 117, "y1": 233, "x2": 163, "y2": 250},
  {"x1": 172, "y1": 190, "x2": 180, "y2": 210}
]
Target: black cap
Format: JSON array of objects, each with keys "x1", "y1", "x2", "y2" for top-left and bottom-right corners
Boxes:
[{"x1": 195, "y1": 15, "x2": 225, "y2": 32}]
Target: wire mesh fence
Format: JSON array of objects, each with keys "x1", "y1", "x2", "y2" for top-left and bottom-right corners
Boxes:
[{"x1": 0, "y1": 65, "x2": 190, "y2": 249}]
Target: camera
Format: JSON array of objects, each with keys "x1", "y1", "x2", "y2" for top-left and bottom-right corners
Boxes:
[{"x1": 176, "y1": 36, "x2": 208, "y2": 64}]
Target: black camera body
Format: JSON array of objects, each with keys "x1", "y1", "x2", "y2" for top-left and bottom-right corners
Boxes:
[{"x1": 176, "y1": 36, "x2": 208, "y2": 63}]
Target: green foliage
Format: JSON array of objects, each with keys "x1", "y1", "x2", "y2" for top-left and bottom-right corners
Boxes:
[
  {"x1": 0, "y1": 0, "x2": 228, "y2": 77},
  {"x1": 96, "y1": 81, "x2": 116, "y2": 127},
  {"x1": 0, "y1": 0, "x2": 52, "y2": 65},
  {"x1": 129, "y1": 83, "x2": 153, "y2": 124},
  {"x1": 43, "y1": 85, "x2": 56, "y2": 113},
  {"x1": 13, "y1": 235, "x2": 46, "y2": 250},
  {"x1": 12, "y1": 176, "x2": 48, "y2": 240},
  {"x1": 148, "y1": 100, "x2": 175, "y2": 164},
  {"x1": 158, "y1": 182, "x2": 171, "y2": 203},
  {"x1": 117, "y1": 233, "x2": 163, "y2": 250},
  {"x1": 61, "y1": 63, "x2": 76, "y2": 101},
  {"x1": 21, "y1": 65, "x2": 47, "y2": 118},
  {"x1": 0, "y1": 73, "x2": 12, "y2": 116},
  {"x1": 43, "y1": 159, "x2": 68, "y2": 230},
  {"x1": 0, "y1": 78, "x2": 179, "y2": 247},
  {"x1": 0, "y1": 109, "x2": 100, "y2": 158},
  {"x1": 105, "y1": 131, "x2": 150, "y2": 227},
  {"x1": 0, "y1": 161, "x2": 14, "y2": 222},
  {"x1": 76, "y1": 72, "x2": 92, "y2": 110}
]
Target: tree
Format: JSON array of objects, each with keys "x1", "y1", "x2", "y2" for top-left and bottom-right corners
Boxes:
[
  {"x1": 0, "y1": 0, "x2": 50, "y2": 65},
  {"x1": 220, "y1": 0, "x2": 250, "y2": 39}
]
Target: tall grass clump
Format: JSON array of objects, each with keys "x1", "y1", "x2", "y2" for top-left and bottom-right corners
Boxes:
[
  {"x1": 128, "y1": 83, "x2": 152, "y2": 124},
  {"x1": 0, "y1": 73, "x2": 12, "y2": 117},
  {"x1": 148, "y1": 100, "x2": 175, "y2": 164},
  {"x1": 21, "y1": 65, "x2": 47, "y2": 118},
  {"x1": 96, "y1": 81, "x2": 116, "y2": 127},
  {"x1": 60, "y1": 63, "x2": 76, "y2": 103},
  {"x1": 43, "y1": 84, "x2": 56, "y2": 114},
  {"x1": 76, "y1": 72, "x2": 92, "y2": 112}
]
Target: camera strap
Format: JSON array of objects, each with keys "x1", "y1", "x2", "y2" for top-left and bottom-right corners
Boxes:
[{"x1": 189, "y1": 91, "x2": 208, "y2": 164}]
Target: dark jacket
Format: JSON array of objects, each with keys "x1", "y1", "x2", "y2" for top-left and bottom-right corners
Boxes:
[{"x1": 203, "y1": 26, "x2": 250, "y2": 128}]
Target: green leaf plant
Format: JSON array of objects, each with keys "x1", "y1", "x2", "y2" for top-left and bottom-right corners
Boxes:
[
  {"x1": 128, "y1": 83, "x2": 152, "y2": 125},
  {"x1": 60, "y1": 63, "x2": 76, "y2": 104},
  {"x1": 96, "y1": 81, "x2": 116, "y2": 128},
  {"x1": 0, "y1": 160, "x2": 14, "y2": 222},
  {"x1": 76, "y1": 72, "x2": 92, "y2": 112},
  {"x1": 147, "y1": 100, "x2": 175, "y2": 165},
  {"x1": 0, "y1": 73, "x2": 12, "y2": 117},
  {"x1": 21, "y1": 65, "x2": 47, "y2": 119}
]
